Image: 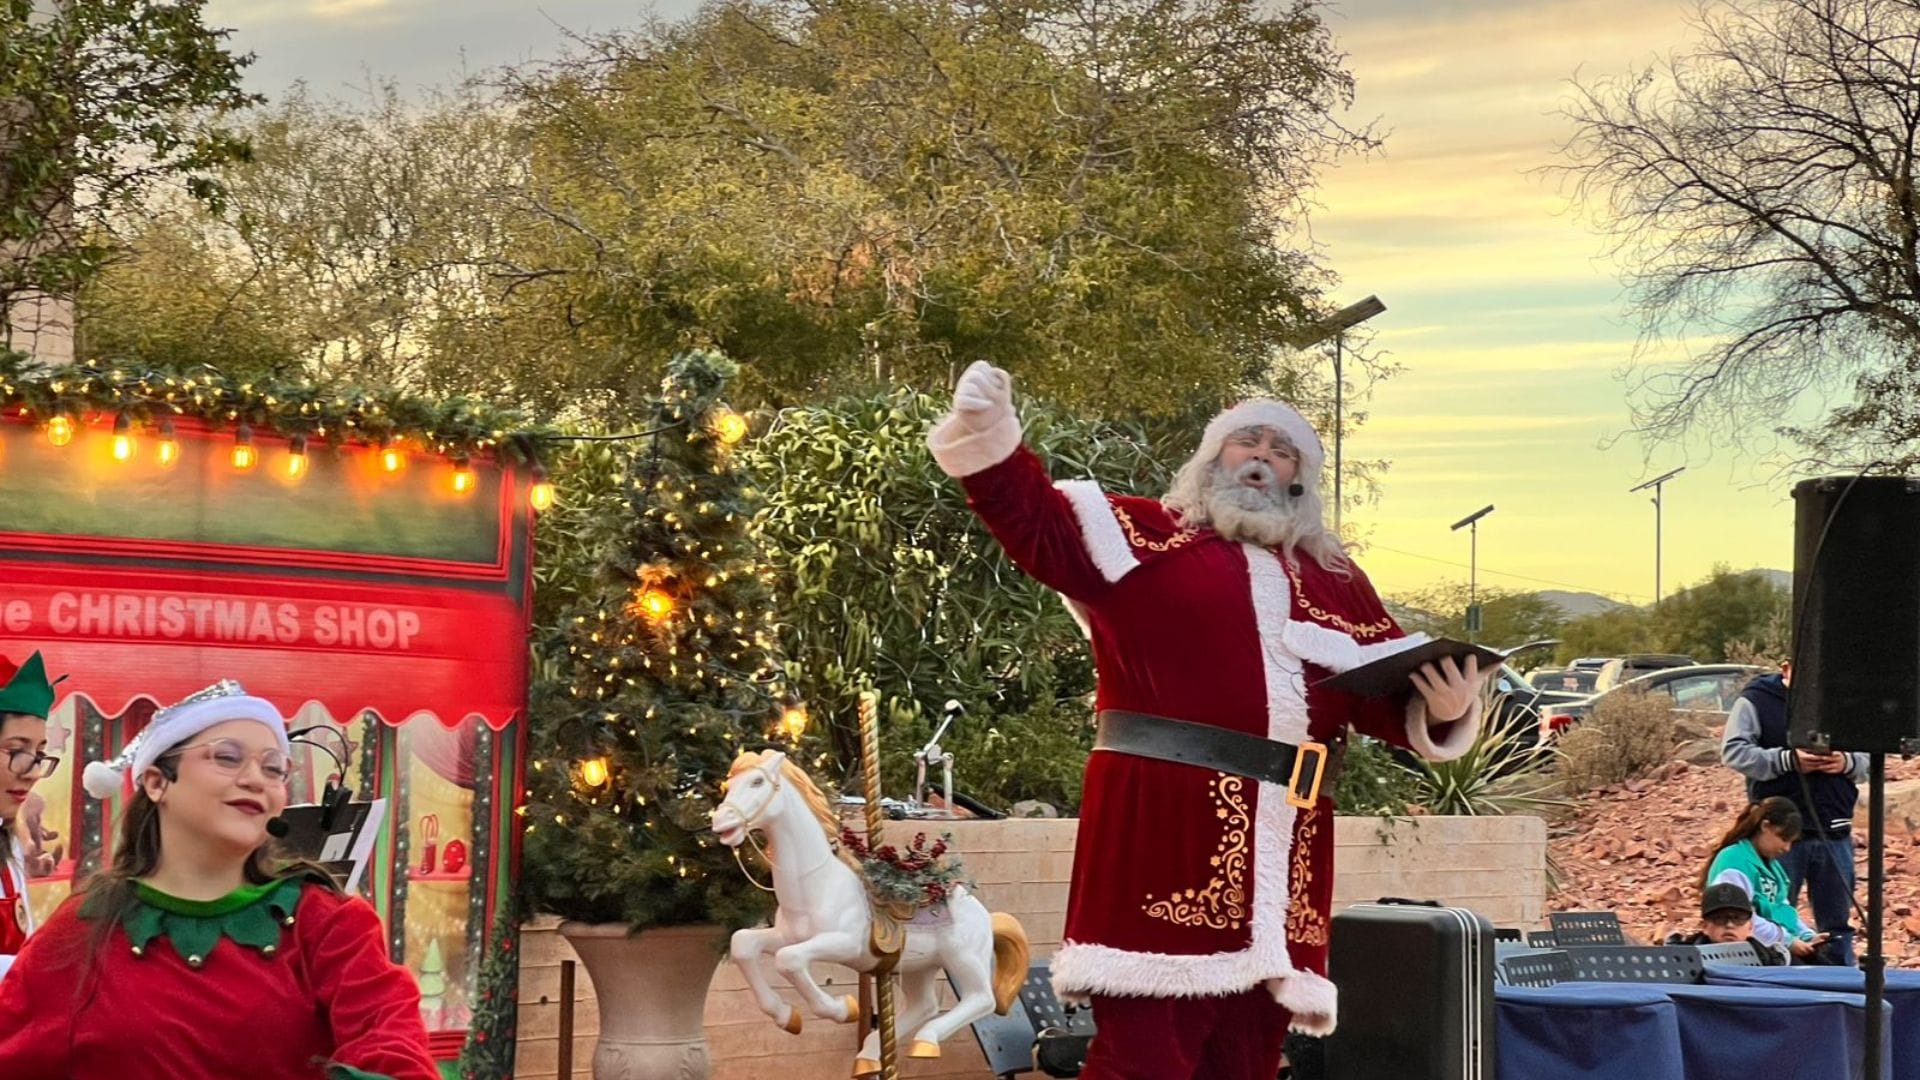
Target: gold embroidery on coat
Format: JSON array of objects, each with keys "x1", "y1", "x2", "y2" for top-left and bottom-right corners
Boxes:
[
  {"x1": 1280, "y1": 556, "x2": 1393, "y2": 639},
  {"x1": 1285, "y1": 803, "x2": 1329, "y2": 947},
  {"x1": 1142, "y1": 774, "x2": 1249, "y2": 930},
  {"x1": 1111, "y1": 502, "x2": 1199, "y2": 552}
]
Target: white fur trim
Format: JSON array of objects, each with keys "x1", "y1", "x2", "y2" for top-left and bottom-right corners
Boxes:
[
  {"x1": 1403, "y1": 695, "x2": 1482, "y2": 762},
  {"x1": 82, "y1": 760, "x2": 125, "y2": 800},
  {"x1": 1054, "y1": 481, "x2": 1140, "y2": 584},
  {"x1": 1195, "y1": 400, "x2": 1324, "y2": 475},
  {"x1": 928, "y1": 411, "x2": 1021, "y2": 478},
  {"x1": 130, "y1": 693, "x2": 288, "y2": 784},
  {"x1": 1269, "y1": 968, "x2": 1338, "y2": 1035},
  {"x1": 1282, "y1": 619, "x2": 1432, "y2": 675}
]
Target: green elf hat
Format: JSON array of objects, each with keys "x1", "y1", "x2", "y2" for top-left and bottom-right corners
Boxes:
[{"x1": 0, "y1": 651, "x2": 64, "y2": 719}]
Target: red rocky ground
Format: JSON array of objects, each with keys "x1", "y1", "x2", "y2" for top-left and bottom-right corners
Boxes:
[{"x1": 1549, "y1": 754, "x2": 1920, "y2": 965}]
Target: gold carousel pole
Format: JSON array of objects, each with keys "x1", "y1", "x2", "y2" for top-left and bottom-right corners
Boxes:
[{"x1": 859, "y1": 690, "x2": 899, "y2": 1080}]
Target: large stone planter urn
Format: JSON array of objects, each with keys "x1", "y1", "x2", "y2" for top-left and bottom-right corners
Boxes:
[{"x1": 558, "y1": 921, "x2": 726, "y2": 1080}]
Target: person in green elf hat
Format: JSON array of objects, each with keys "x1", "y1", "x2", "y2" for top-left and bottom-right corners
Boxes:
[
  {"x1": 0, "y1": 679, "x2": 438, "y2": 1078},
  {"x1": 0, "y1": 650, "x2": 63, "y2": 978}
]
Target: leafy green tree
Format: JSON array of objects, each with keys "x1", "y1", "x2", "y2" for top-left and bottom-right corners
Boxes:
[
  {"x1": 523, "y1": 350, "x2": 783, "y2": 929},
  {"x1": 494, "y1": 0, "x2": 1377, "y2": 416},
  {"x1": 1392, "y1": 584, "x2": 1565, "y2": 655},
  {"x1": 1651, "y1": 565, "x2": 1789, "y2": 663},
  {"x1": 1554, "y1": 607, "x2": 1660, "y2": 664},
  {"x1": 0, "y1": 0, "x2": 257, "y2": 333},
  {"x1": 80, "y1": 79, "x2": 525, "y2": 388}
]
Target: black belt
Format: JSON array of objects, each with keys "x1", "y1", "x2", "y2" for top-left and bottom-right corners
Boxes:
[{"x1": 1094, "y1": 710, "x2": 1332, "y2": 808}]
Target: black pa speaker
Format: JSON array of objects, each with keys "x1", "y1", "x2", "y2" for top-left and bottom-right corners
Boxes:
[{"x1": 1790, "y1": 475, "x2": 1920, "y2": 753}]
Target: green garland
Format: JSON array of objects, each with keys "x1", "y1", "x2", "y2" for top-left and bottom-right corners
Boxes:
[{"x1": 0, "y1": 352, "x2": 548, "y2": 463}]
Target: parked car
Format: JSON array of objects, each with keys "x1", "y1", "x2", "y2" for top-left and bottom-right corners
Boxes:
[
  {"x1": 1527, "y1": 667, "x2": 1600, "y2": 695},
  {"x1": 1594, "y1": 653, "x2": 1697, "y2": 691},
  {"x1": 1539, "y1": 663, "x2": 1769, "y2": 738}
]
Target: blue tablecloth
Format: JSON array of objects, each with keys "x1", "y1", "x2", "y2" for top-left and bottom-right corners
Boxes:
[
  {"x1": 1495, "y1": 983, "x2": 1684, "y2": 1080},
  {"x1": 1659, "y1": 983, "x2": 1887, "y2": 1080},
  {"x1": 1704, "y1": 964, "x2": 1920, "y2": 1076}
]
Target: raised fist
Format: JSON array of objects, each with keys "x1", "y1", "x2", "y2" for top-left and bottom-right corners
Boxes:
[{"x1": 951, "y1": 360, "x2": 1013, "y2": 433}]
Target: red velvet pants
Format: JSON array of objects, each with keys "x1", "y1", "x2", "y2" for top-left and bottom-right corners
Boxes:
[{"x1": 1080, "y1": 986, "x2": 1293, "y2": 1080}]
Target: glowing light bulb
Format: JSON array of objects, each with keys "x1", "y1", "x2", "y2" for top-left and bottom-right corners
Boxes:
[
  {"x1": 780, "y1": 704, "x2": 809, "y2": 740},
  {"x1": 286, "y1": 435, "x2": 308, "y2": 478},
  {"x1": 46, "y1": 414, "x2": 73, "y2": 447},
  {"x1": 713, "y1": 407, "x2": 748, "y2": 445},
  {"x1": 380, "y1": 443, "x2": 405, "y2": 472},
  {"x1": 529, "y1": 464, "x2": 555, "y2": 511},
  {"x1": 156, "y1": 421, "x2": 179, "y2": 468},
  {"x1": 231, "y1": 425, "x2": 257, "y2": 470},
  {"x1": 580, "y1": 757, "x2": 610, "y2": 787},
  {"x1": 110, "y1": 413, "x2": 134, "y2": 462},
  {"x1": 452, "y1": 458, "x2": 474, "y2": 494},
  {"x1": 636, "y1": 588, "x2": 675, "y2": 621}
]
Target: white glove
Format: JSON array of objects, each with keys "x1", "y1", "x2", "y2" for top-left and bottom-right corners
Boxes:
[
  {"x1": 1410, "y1": 655, "x2": 1484, "y2": 723},
  {"x1": 951, "y1": 360, "x2": 1012, "y2": 434}
]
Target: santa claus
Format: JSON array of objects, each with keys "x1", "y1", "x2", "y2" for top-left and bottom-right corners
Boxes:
[{"x1": 929, "y1": 361, "x2": 1490, "y2": 1080}]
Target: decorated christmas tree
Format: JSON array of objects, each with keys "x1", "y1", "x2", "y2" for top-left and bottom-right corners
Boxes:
[
  {"x1": 456, "y1": 901, "x2": 521, "y2": 1079},
  {"x1": 524, "y1": 349, "x2": 792, "y2": 931}
]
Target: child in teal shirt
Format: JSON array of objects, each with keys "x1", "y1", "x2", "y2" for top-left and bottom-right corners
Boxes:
[{"x1": 1702, "y1": 796, "x2": 1829, "y2": 960}]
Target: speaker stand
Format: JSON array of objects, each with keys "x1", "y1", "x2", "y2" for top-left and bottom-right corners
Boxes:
[{"x1": 1865, "y1": 751, "x2": 1886, "y2": 1080}]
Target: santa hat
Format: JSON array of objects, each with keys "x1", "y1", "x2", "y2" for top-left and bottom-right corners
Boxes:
[
  {"x1": 1191, "y1": 400, "x2": 1325, "y2": 475},
  {"x1": 0, "y1": 651, "x2": 65, "y2": 720},
  {"x1": 83, "y1": 680, "x2": 289, "y2": 800}
]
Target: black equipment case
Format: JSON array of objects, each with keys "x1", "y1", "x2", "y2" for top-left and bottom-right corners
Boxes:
[{"x1": 1323, "y1": 898, "x2": 1494, "y2": 1080}]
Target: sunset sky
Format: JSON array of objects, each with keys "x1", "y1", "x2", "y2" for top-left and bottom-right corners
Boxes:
[{"x1": 204, "y1": 0, "x2": 1829, "y2": 605}]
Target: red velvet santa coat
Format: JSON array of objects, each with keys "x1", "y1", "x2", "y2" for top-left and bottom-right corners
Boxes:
[{"x1": 932, "y1": 431, "x2": 1480, "y2": 1035}]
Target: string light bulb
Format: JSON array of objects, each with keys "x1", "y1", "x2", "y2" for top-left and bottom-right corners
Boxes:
[
  {"x1": 156, "y1": 421, "x2": 179, "y2": 468},
  {"x1": 285, "y1": 434, "x2": 308, "y2": 478},
  {"x1": 529, "y1": 463, "x2": 555, "y2": 511},
  {"x1": 380, "y1": 439, "x2": 405, "y2": 473},
  {"x1": 452, "y1": 457, "x2": 474, "y2": 494},
  {"x1": 46, "y1": 412, "x2": 73, "y2": 447},
  {"x1": 110, "y1": 412, "x2": 134, "y2": 462},
  {"x1": 231, "y1": 425, "x2": 257, "y2": 470},
  {"x1": 712, "y1": 406, "x2": 748, "y2": 445},
  {"x1": 636, "y1": 588, "x2": 675, "y2": 622},
  {"x1": 580, "y1": 757, "x2": 610, "y2": 788},
  {"x1": 779, "y1": 704, "x2": 809, "y2": 740}
]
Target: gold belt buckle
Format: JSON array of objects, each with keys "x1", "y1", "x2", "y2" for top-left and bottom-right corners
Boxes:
[{"x1": 1287, "y1": 740, "x2": 1328, "y2": 809}]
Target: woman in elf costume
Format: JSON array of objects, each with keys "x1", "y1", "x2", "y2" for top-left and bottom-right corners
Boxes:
[
  {"x1": 0, "y1": 680, "x2": 438, "y2": 1079},
  {"x1": 0, "y1": 651, "x2": 63, "y2": 978}
]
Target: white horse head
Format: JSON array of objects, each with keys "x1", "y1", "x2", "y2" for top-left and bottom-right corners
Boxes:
[
  {"x1": 711, "y1": 748, "x2": 845, "y2": 857},
  {"x1": 711, "y1": 748, "x2": 789, "y2": 847}
]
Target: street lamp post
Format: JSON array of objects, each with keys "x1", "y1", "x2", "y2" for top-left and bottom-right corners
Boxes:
[
  {"x1": 1450, "y1": 505, "x2": 1496, "y2": 642},
  {"x1": 1628, "y1": 467, "x2": 1685, "y2": 603},
  {"x1": 1290, "y1": 295, "x2": 1386, "y2": 533}
]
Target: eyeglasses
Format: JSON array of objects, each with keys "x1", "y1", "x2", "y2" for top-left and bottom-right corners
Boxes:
[
  {"x1": 175, "y1": 739, "x2": 292, "y2": 784},
  {"x1": 4, "y1": 749, "x2": 58, "y2": 780},
  {"x1": 1703, "y1": 912, "x2": 1750, "y2": 928}
]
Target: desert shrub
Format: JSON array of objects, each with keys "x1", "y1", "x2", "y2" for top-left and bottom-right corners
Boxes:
[{"x1": 1556, "y1": 689, "x2": 1677, "y2": 794}]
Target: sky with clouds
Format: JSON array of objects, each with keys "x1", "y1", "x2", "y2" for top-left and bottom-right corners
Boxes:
[{"x1": 202, "y1": 0, "x2": 1820, "y2": 605}]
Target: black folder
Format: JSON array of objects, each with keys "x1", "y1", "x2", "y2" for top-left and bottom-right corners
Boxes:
[{"x1": 1314, "y1": 638, "x2": 1506, "y2": 698}]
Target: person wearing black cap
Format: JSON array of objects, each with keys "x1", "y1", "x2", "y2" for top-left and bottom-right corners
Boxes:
[{"x1": 1666, "y1": 881, "x2": 1788, "y2": 965}]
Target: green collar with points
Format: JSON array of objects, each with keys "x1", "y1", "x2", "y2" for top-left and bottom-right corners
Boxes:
[{"x1": 83, "y1": 874, "x2": 310, "y2": 967}]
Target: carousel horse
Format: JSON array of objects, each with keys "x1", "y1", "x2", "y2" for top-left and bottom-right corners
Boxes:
[{"x1": 711, "y1": 749, "x2": 1029, "y2": 1075}]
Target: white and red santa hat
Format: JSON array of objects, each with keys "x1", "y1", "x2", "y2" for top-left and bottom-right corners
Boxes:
[
  {"x1": 1192, "y1": 400, "x2": 1324, "y2": 475},
  {"x1": 82, "y1": 679, "x2": 290, "y2": 799}
]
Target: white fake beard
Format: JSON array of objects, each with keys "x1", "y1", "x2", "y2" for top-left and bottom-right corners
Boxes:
[{"x1": 1204, "y1": 461, "x2": 1311, "y2": 547}]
